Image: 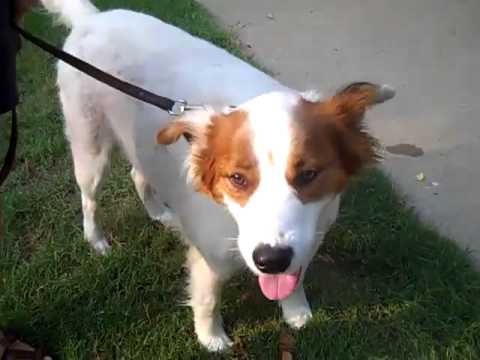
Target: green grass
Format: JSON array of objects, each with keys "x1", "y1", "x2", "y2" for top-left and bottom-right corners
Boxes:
[{"x1": 1, "y1": 1, "x2": 479, "y2": 359}]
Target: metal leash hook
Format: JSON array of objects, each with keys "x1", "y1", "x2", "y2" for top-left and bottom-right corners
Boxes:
[{"x1": 168, "y1": 100, "x2": 206, "y2": 116}]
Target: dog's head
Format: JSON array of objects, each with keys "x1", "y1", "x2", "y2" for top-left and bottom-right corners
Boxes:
[{"x1": 157, "y1": 82, "x2": 394, "y2": 300}]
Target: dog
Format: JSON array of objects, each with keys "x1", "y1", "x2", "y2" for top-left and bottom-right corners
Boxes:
[{"x1": 40, "y1": 0, "x2": 395, "y2": 351}]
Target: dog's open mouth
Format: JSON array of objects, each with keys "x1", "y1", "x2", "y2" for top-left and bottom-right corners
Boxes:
[{"x1": 258, "y1": 268, "x2": 302, "y2": 300}]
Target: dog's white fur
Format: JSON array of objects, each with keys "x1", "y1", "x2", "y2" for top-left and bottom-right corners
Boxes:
[{"x1": 40, "y1": 0, "x2": 393, "y2": 351}]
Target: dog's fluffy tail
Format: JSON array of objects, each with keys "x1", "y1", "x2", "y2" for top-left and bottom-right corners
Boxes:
[{"x1": 40, "y1": 0, "x2": 98, "y2": 27}]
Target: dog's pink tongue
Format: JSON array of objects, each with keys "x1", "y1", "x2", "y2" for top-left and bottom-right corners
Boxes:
[{"x1": 258, "y1": 273, "x2": 299, "y2": 300}]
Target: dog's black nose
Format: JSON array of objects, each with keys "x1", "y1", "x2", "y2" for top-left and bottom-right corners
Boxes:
[{"x1": 252, "y1": 244, "x2": 293, "y2": 274}]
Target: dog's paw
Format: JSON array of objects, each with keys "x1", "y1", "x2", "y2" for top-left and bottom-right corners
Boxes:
[
  {"x1": 284, "y1": 306, "x2": 313, "y2": 329},
  {"x1": 90, "y1": 237, "x2": 111, "y2": 255},
  {"x1": 156, "y1": 208, "x2": 175, "y2": 226},
  {"x1": 198, "y1": 331, "x2": 233, "y2": 352}
]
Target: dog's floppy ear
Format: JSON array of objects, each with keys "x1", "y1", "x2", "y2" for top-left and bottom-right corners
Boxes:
[
  {"x1": 157, "y1": 110, "x2": 213, "y2": 145},
  {"x1": 322, "y1": 82, "x2": 395, "y2": 127},
  {"x1": 156, "y1": 120, "x2": 196, "y2": 145},
  {"x1": 315, "y1": 82, "x2": 395, "y2": 175}
]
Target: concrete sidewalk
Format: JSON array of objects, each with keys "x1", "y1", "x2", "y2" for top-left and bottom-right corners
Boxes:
[{"x1": 198, "y1": 0, "x2": 480, "y2": 261}]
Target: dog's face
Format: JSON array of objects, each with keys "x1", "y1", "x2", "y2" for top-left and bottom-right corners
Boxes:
[{"x1": 157, "y1": 82, "x2": 394, "y2": 300}]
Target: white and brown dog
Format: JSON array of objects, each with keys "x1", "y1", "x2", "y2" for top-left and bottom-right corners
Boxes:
[{"x1": 41, "y1": 0, "x2": 394, "y2": 351}]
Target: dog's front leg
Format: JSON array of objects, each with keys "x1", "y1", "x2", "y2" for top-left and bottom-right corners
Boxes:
[
  {"x1": 280, "y1": 281, "x2": 313, "y2": 329},
  {"x1": 186, "y1": 246, "x2": 232, "y2": 352}
]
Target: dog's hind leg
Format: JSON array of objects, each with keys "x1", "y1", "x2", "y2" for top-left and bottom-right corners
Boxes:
[
  {"x1": 186, "y1": 246, "x2": 233, "y2": 352},
  {"x1": 63, "y1": 95, "x2": 113, "y2": 255},
  {"x1": 72, "y1": 141, "x2": 112, "y2": 255}
]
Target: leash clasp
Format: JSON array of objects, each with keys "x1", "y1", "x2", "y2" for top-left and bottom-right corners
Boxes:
[{"x1": 169, "y1": 100, "x2": 205, "y2": 116}]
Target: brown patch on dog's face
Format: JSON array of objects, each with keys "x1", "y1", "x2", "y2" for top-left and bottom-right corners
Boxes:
[
  {"x1": 287, "y1": 83, "x2": 381, "y2": 203},
  {"x1": 286, "y1": 111, "x2": 349, "y2": 203},
  {"x1": 190, "y1": 111, "x2": 260, "y2": 206},
  {"x1": 157, "y1": 110, "x2": 259, "y2": 206}
]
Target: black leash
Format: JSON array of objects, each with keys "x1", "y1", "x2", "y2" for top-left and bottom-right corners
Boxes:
[
  {"x1": 13, "y1": 23, "x2": 201, "y2": 115},
  {"x1": 0, "y1": 23, "x2": 205, "y2": 186},
  {"x1": 0, "y1": 110, "x2": 17, "y2": 186}
]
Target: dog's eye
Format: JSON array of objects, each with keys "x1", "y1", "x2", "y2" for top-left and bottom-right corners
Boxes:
[
  {"x1": 229, "y1": 173, "x2": 248, "y2": 188},
  {"x1": 295, "y1": 169, "x2": 319, "y2": 187}
]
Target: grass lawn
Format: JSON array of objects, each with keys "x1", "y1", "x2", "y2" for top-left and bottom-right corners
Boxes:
[{"x1": 1, "y1": 0, "x2": 479, "y2": 358}]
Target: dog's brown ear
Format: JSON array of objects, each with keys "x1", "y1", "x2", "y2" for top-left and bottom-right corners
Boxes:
[
  {"x1": 156, "y1": 120, "x2": 196, "y2": 145},
  {"x1": 322, "y1": 82, "x2": 395, "y2": 127},
  {"x1": 314, "y1": 83, "x2": 395, "y2": 175}
]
